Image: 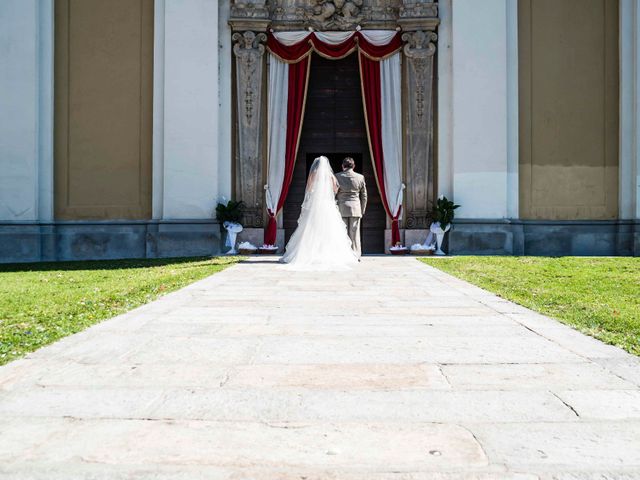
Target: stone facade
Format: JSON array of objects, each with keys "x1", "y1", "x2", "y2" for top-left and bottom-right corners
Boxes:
[
  {"x1": 229, "y1": 0, "x2": 439, "y2": 239},
  {"x1": 1, "y1": 0, "x2": 640, "y2": 262}
]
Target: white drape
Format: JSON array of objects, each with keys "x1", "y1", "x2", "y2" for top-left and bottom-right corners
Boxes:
[
  {"x1": 313, "y1": 31, "x2": 353, "y2": 45},
  {"x1": 359, "y1": 30, "x2": 398, "y2": 46},
  {"x1": 266, "y1": 54, "x2": 289, "y2": 215},
  {"x1": 268, "y1": 30, "x2": 403, "y2": 220},
  {"x1": 273, "y1": 31, "x2": 310, "y2": 46},
  {"x1": 380, "y1": 53, "x2": 404, "y2": 217},
  {"x1": 272, "y1": 30, "x2": 398, "y2": 47}
]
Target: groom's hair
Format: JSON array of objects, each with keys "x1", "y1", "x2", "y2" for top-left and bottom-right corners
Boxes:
[{"x1": 342, "y1": 157, "x2": 355, "y2": 170}]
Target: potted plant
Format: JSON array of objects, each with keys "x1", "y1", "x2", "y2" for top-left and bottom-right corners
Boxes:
[
  {"x1": 430, "y1": 195, "x2": 460, "y2": 255},
  {"x1": 215, "y1": 199, "x2": 244, "y2": 230},
  {"x1": 215, "y1": 199, "x2": 245, "y2": 253}
]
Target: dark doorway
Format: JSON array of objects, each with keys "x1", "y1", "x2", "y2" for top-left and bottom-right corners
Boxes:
[{"x1": 283, "y1": 54, "x2": 386, "y2": 253}]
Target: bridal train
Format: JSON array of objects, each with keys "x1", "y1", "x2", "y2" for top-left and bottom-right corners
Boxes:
[{"x1": 280, "y1": 156, "x2": 359, "y2": 271}]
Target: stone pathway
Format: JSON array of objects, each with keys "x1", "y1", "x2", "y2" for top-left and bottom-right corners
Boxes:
[{"x1": 1, "y1": 257, "x2": 640, "y2": 479}]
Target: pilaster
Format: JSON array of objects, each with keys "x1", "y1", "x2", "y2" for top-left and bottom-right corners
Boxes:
[
  {"x1": 229, "y1": 1, "x2": 270, "y2": 228},
  {"x1": 231, "y1": 30, "x2": 268, "y2": 228},
  {"x1": 451, "y1": 0, "x2": 509, "y2": 219},
  {"x1": 402, "y1": 29, "x2": 437, "y2": 229},
  {"x1": 160, "y1": 0, "x2": 221, "y2": 219}
]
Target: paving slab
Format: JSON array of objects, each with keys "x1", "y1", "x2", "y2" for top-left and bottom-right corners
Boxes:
[
  {"x1": 0, "y1": 256, "x2": 639, "y2": 479},
  {"x1": 553, "y1": 389, "x2": 640, "y2": 420},
  {"x1": 471, "y1": 421, "x2": 640, "y2": 471},
  {"x1": 441, "y1": 362, "x2": 637, "y2": 391}
]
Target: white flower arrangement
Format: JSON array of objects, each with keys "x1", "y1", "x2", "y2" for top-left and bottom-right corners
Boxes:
[
  {"x1": 238, "y1": 241, "x2": 257, "y2": 250},
  {"x1": 410, "y1": 243, "x2": 435, "y2": 251},
  {"x1": 261, "y1": 244, "x2": 278, "y2": 249},
  {"x1": 389, "y1": 245, "x2": 408, "y2": 251}
]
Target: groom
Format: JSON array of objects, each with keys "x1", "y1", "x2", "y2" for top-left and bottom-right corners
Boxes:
[{"x1": 335, "y1": 157, "x2": 368, "y2": 256}]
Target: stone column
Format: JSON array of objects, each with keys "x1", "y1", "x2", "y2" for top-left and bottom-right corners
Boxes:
[
  {"x1": 232, "y1": 30, "x2": 267, "y2": 228},
  {"x1": 230, "y1": 1, "x2": 270, "y2": 232},
  {"x1": 401, "y1": 30, "x2": 437, "y2": 232},
  {"x1": 398, "y1": 1, "x2": 439, "y2": 247}
]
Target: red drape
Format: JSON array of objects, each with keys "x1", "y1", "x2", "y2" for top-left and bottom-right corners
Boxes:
[
  {"x1": 359, "y1": 53, "x2": 401, "y2": 245},
  {"x1": 267, "y1": 32, "x2": 403, "y2": 63},
  {"x1": 264, "y1": 56, "x2": 310, "y2": 246},
  {"x1": 265, "y1": 32, "x2": 403, "y2": 248}
]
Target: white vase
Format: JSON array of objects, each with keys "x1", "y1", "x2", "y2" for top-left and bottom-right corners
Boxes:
[
  {"x1": 223, "y1": 221, "x2": 243, "y2": 255},
  {"x1": 430, "y1": 222, "x2": 450, "y2": 256}
]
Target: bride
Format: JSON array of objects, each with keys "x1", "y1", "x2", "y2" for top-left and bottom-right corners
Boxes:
[{"x1": 280, "y1": 156, "x2": 359, "y2": 270}]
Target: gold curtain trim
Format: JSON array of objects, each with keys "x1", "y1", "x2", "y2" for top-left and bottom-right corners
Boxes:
[{"x1": 267, "y1": 34, "x2": 403, "y2": 64}]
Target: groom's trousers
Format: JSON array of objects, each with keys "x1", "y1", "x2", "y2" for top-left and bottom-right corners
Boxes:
[{"x1": 342, "y1": 216, "x2": 361, "y2": 256}]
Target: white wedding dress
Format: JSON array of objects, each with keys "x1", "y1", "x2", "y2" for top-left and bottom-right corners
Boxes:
[{"x1": 280, "y1": 156, "x2": 359, "y2": 271}]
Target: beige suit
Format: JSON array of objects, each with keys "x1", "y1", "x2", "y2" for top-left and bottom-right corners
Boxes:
[{"x1": 335, "y1": 169, "x2": 367, "y2": 256}]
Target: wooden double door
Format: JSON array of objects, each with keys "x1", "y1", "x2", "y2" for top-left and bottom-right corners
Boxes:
[{"x1": 283, "y1": 54, "x2": 386, "y2": 254}]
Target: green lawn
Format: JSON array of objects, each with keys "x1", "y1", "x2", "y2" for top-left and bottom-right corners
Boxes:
[
  {"x1": 420, "y1": 256, "x2": 640, "y2": 356},
  {"x1": 0, "y1": 256, "x2": 240, "y2": 365}
]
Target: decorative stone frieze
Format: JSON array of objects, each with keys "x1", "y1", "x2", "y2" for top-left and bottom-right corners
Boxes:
[
  {"x1": 398, "y1": 1, "x2": 438, "y2": 31},
  {"x1": 402, "y1": 30, "x2": 437, "y2": 229},
  {"x1": 230, "y1": 0, "x2": 269, "y2": 19},
  {"x1": 229, "y1": 1, "x2": 270, "y2": 32},
  {"x1": 304, "y1": 0, "x2": 364, "y2": 30},
  {"x1": 400, "y1": 2, "x2": 437, "y2": 17},
  {"x1": 268, "y1": 0, "x2": 406, "y2": 31},
  {"x1": 232, "y1": 31, "x2": 267, "y2": 227}
]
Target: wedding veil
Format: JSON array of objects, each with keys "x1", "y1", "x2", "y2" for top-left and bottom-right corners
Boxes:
[{"x1": 301, "y1": 156, "x2": 335, "y2": 210}]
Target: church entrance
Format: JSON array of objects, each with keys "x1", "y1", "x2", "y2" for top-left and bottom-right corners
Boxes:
[{"x1": 283, "y1": 54, "x2": 386, "y2": 253}]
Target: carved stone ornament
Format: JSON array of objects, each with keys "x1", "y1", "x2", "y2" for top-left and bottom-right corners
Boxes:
[
  {"x1": 231, "y1": 1, "x2": 438, "y2": 32},
  {"x1": 305, "y1": 0, "x2": 364, "y2": 30},
  {"x1": 232, "y1": 31, "x2": 267, "y2": 227},
  {"x1": 229, "y1": 1, "x2": 270, "y2": 32},
  {"x1": 397, "y1": 1, "x2": 439, "y2": 31},
  {"x1": 399, "y1": 1, "x2": 438, "y2": 19},
  {"x1": 265, "y1": 0, "x2": 420, "y2": 31},
  {"x1": 402, "y1": 30, "x2": 436, "y2": 124},
  {"x1": 402, "y1": 30, "x2": 437, "y2": 229},
  {"x1": 402, "y1": 29, "x2": 437, "y2": 58},
  {"x1": 230, "y1": 1, "x2": 269, "y2": 19}
]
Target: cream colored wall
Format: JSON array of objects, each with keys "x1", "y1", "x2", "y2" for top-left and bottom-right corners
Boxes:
[
  {"x1": 54, "y1": 0, "x2": 154, "y2": 220},
  {"x1": 619, "y1": 0, "x2": 640, "y2": 220},
  {"x1": 519, "y1": 0, "x2": 619, "y2": 220},
  {"x1": 444, "y1": 0, "x2": 518, "y2": 219},
  {"x1": 0, "y1": 0, "x2": 53, "y2": 222},
  {"x1": 153, "y1": 0, "x2": 223, "y2": 220}
]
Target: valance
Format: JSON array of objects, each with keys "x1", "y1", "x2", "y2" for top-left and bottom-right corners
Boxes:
[{"x1": 267, "y1": 30, "x2": 403, "y2": 63}]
